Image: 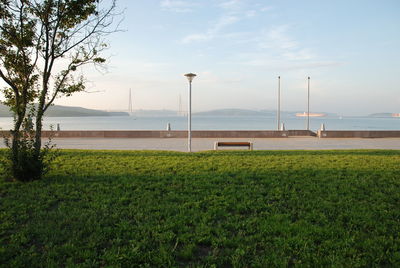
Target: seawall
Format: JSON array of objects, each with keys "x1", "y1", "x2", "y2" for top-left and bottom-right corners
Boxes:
[
  {"x1": 1, "y1": 130, "x2": 314, "y2": 138},
  {"x1": 318, "y1": 130, "x2": 400, "y2": 138},
  {"x1": 2, "y1": 130, "x2": 400, "y2": 138},
  {"x1": 45, "y1": 130, "x2": 292, "y2": 138}
]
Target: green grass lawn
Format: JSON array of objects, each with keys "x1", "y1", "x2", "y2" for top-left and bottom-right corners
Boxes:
[{"x1": 1, "y1": 150, "x2": 399, "y2": 267}]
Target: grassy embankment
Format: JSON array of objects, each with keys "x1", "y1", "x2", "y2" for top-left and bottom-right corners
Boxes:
[{"x1": 1, "y1": 150, "x2": 399, "y2": 267}]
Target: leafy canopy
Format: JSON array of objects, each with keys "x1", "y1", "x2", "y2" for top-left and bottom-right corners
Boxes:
[{"x1": 0, "y1": 0, "x2": 116, "y2": 114}]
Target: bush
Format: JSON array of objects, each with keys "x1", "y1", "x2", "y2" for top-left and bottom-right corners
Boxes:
[{"x1": 2, "y1": 115, "x2": 56, "y2": 182}]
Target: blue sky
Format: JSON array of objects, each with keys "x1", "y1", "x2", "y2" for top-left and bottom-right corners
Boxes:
[{"x1": 54, "y1": 0, "x2": 400, "y2": 115}]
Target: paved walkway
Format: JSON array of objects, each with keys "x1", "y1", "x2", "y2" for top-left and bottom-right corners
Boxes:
[{"x1": 2, "y1": 137, "x2": 399, "y2": 151}]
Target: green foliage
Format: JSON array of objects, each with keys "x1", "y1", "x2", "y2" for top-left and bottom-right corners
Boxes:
[
  {"x1": 4, "y1": 134, "x2": 43, "y2": 182},
  {"x1": 1, "y1": 150, "x2": 399, "y2": 266},
  {"x1": 0, "y1": 1, "x2": 38, "y2": 110},
  {"x1": 2, "y1": 109, "x2": 57, "y2": 181},
  {"x1": 0, "y1": 0, "x2": 115, "y2": 106},
  {"x1": 0, "y1": 0, "x2": 116, "y2": 181}
]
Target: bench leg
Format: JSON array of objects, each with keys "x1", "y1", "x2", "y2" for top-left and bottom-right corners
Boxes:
[{"x1": 249, "y1": 143, "x2": 253, "y2": 151}]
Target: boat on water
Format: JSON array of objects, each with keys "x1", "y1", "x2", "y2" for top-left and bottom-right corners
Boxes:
[{"x1": 296, "y1": 112, "x2": 326, "y2": 117}]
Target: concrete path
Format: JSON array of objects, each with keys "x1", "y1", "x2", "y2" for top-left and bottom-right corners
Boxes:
[{"x1": 2, "y1": 137, "x2": 399, "y2": 151}]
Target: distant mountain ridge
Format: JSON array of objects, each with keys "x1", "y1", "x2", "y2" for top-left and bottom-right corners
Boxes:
[
  {"x1": 369, "y1": 113, "x2": 400, "y2": 118},
  {"x1": 193, "y1": 109, "x2": 336, "y2": 117},
  {"x1": 0, "y1": 103, "x2": 129, "y2": 117},
  {"x1": 132, "y1": 109, "x2": 178, "y2": 117},
  {"x1": 193, "y1": 109, "x2": 274, "y2": 116},
  {"x1": 2, "y1": 104, "x2": 390, "y2": 117}
]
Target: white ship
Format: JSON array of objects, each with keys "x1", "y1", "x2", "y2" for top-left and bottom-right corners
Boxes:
[{"x1": 296, "y1": 112, "x2": 326, "y2": 117}]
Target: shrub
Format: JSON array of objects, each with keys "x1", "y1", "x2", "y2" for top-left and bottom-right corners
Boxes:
[{"x1": 2, "y1": 113, "x2": 56, "y2": 182}]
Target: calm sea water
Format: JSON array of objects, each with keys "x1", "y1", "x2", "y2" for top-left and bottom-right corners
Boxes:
[{"x1": 0, "y1": 116, "x2": 399, "y2": 131}]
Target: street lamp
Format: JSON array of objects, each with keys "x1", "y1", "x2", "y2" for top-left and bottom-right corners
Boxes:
[
  {"x1": 277, "y1": 76, "x2": 281, "y2": 130},
  {"x1": 307, "y1": 76, "x2": 310, "y2": 131},
  {"x1": 184, "y1": 73, "x2": 197, "y2": 152}
]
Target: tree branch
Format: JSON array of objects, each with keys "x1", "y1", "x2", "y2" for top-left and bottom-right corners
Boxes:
[{"x1": 0, "y1": 68, "x2": 19, "y2": 94}]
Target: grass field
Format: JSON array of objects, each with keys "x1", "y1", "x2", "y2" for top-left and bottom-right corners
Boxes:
[{"x1": 1, "y1": 150, "x2": 399, "y2": 267}]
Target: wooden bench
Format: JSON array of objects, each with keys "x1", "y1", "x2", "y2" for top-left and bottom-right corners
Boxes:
[{"x1": 214, "y1": 141, "x2": 253, "y2": 151}]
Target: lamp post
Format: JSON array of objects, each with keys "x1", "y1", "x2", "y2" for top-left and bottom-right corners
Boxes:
[
  {"x1": 277, "y1": 76, "x2": 281, "y2": 130},
  {"x1": 307, "y1": 76, "x2": 310, "y2": 131},
  {"x1": 184, "y1": 73, "x2": 197, "y2": 152}
]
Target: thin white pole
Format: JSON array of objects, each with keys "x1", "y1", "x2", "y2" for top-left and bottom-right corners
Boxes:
[
  {"x1": 188, "y1": 81, "x2": 192, "y2": 152},
  {"x1": 307, "y1": 77, "x2": 310, "y2": 131},
  {"x1": 277, "y1": 76, "x2": 281, "y2": 130},
  {"x1": 128, "y1": 88, "x2": 131, "y2": 113}
]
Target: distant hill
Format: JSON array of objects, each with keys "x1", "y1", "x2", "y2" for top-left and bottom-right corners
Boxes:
[
  {"x1": 0, "y1": 104, "x2": 341, "y2": 117},
  {"x1": 132, "y1": 109, "x2": 178, "y2": 117},
  {"x1": 194, "y1": 109, "x2": 274, "y2": 116},
  {"x1": 0, "y1": 103, "x2": 129, "y2": 117},
  {"x1": 0, "y1": 103, "x2": 12, "y2": 116},
  {"x1": 45, "y1": 105, "x2": 129, "y2": 117},
  {"x1": 369, "y1": 113, "x2": 399, "y2": 118},
  {"x1": 193, "y1": 109, "x2": 337, "y2": 117}
]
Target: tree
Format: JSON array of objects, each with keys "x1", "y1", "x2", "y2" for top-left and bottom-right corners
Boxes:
[{"x1": 0, "y1": 0, "x2": 118, "y2": 181}]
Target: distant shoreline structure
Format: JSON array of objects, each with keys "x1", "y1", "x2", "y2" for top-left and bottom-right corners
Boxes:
[{"x1": 296, "y1": 112, "x2": 326, "y2": 117}]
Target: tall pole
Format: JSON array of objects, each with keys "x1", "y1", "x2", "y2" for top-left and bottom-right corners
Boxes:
[
  {"x1": 128, "y1": 88, "x2": 131, "y2": 113},
  {"x1": 184, "y1": 73, "x2": 196, "y2": 152},
  {"x1": 307, "y1": 77, "x2": 310, "y2": 131},
  {"x1": 128, "y1": 88, "x2": 134, "y2": 114},
  {"x1": 277, "y1": 76, "x2": 281, "y2": 130},
  {"x1": 188, "y1": 80, "x2": 192, "y2": 152}
]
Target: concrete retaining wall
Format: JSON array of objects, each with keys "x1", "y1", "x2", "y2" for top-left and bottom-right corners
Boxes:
[
  {"x1": 45, "y1": 130, "x2": 291, "y2": 138},
  {"x1": 51, "y1": 130, "x2": 318, "y2": 138},
  {"x1": 288, "y1": 130, "x2": 317, "y2": 137},
  {"x1": 318, "y1": 130, "x2": 400, "y2": 138},
  {"x1": 4, "y1": 130, "x2": 398, "y2": 138},
  {"x1": 0, "y1": 130, "x2": 293, "y2": 138}
]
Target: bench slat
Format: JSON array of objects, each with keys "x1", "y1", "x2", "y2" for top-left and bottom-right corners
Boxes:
[
  {"x1": 217, "y1": 142, "x2": 250, "y2": 146},
  {"x1": 214, "y1": 141, "x2": 253, "y2": 150}
]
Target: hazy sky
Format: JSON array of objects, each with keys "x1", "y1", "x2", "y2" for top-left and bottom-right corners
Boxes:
[{"x1": 8, "y1": 0, "x2": 400, "y2": 115}]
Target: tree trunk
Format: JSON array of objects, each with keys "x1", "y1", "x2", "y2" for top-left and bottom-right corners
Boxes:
[
  {"x1": 35, "y1": 78, "x2": 47, "y2": 156},
  {"x1": 34, "y1": 111, "x2": 43, "y2": 157},
  {"x1": 11, "y1": 113, "x2": 24, "y2": 164},
  {"x1": 9, "y1": 106, "x2": 28, "y2": 180}
]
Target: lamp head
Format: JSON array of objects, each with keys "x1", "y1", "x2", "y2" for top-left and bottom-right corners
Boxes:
[{"x1": 184, "y1": 73, "x2": 197, "y2": 82}]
